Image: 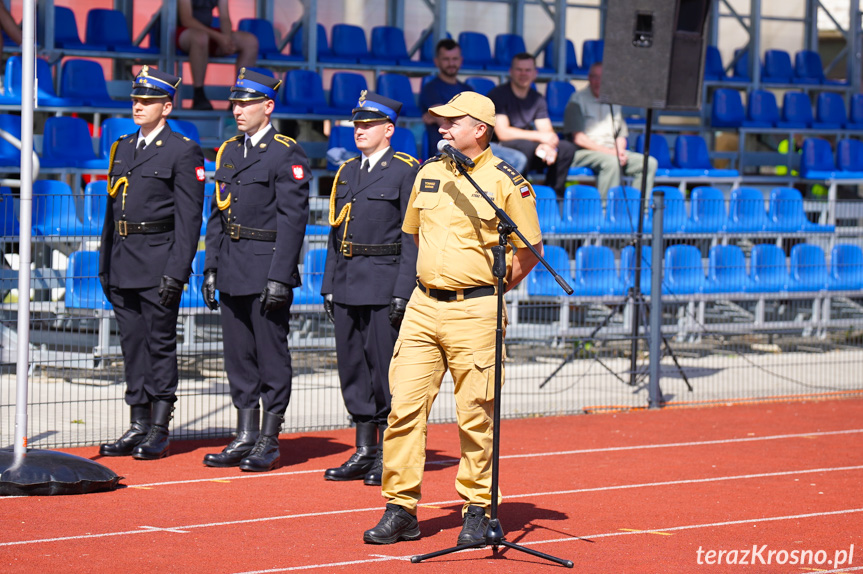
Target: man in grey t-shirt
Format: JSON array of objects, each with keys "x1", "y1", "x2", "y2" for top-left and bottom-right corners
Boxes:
[{"x1": 564, "y1": 62, "x2": 656, "y2": 197}]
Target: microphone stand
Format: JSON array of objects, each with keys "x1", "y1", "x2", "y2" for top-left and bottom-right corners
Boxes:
[{"x1": 410, "y1": 155, "x2": 574, "y2": 568}]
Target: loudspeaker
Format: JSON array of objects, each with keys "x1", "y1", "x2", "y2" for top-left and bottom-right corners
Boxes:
[{"x1": 599, "y1": 0, "x2": 712, "y2": 110}]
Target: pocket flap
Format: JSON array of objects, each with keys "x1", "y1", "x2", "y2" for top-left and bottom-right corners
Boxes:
[
  {"x1": 473, "y1": 345, "x2": 497, "y2": 370},
  {"x1": 412, "y1": 190, "x2": 441, "y2": 210},
  {"x1": 369, "y1": 186, "x2": 399, "y2": 201},
  {"x1": 241, "y1": 169, "x2": 270, "y2": 185},
  {"x1": 141, "y1": 166, "x2": 173, "y2": 179}
]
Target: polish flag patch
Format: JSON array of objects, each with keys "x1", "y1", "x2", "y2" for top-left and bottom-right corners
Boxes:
[
  {"x1": 292, "y1": 165, "x2": 305, "y2": 180},
  {"x1": 195, "y1": 166, "x2": 206, "y2": 181},
  {"x1": 520, "y1": 185, "x2": 531, "y2": 198}
]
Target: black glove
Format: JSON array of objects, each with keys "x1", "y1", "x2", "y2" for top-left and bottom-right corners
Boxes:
[
  {"x1": 159, "y1": 275, "x2": 184, "y2": 307},
  {"x1": 99, "y1": 273, "x2": 110, "y2": 300},
  {"x1": 260, "y1": 279, "x2": 293, "y2": 312},
  {"x1": 389, "y1": 297, "x2": 408, "y2": 328},
  {"x1": 323, "y1": 293, "x2": 335, "y2": 323},
  {"x1": 202, "y1": 269, "x2": 219, "y2": 310}
]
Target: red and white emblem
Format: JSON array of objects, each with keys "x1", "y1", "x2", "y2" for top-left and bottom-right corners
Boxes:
[
  {"x1": 292, "y1": 165, "x2": 305, "y2": 180},
  {"x1": 195, "y1": 166, "x2": 205, "y2": 181}
]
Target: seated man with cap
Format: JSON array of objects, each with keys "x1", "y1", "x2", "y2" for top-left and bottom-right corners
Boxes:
[
  {"x1": 98, "y1": 66, "x2": 206, "y2": 460},
  {"x1": 202, "y1": 68, "x2": 311, "y2": 472},
  {"x1": 321, "y1": 91, "x2": 419, "y2": 486}
]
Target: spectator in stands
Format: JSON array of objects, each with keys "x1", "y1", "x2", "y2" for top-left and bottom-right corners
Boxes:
[
  {"x1": 564, "y1": 62, "x2": 656, "y2": 197},
  {"x1": 0, "y1": 3, "x2": 21, "y2": 57},
  {"x1": 488, "y1": 53, "x2": 575, "y2": 199},
  {"x1": 98, "y1": 67, "x2": 206, "y2": 461},
  {"x1": 177, "y1": 0, "x2": 259, "y2": 110},
  {"x1": 419, "y1": 39, "x2": 527, "y2": 172}
]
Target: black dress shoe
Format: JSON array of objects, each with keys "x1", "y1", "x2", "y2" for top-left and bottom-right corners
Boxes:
[
  {"x1": 363, "y1": 503, "x2": 421, "y2": 544},
  {"x1": 456, "y1": 505, "x2": 489, "y2": 546}
]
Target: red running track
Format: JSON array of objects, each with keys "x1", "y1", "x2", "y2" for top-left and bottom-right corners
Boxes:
[{"x1": 2, "y1": 399, "x2": 863, "y2": 573}]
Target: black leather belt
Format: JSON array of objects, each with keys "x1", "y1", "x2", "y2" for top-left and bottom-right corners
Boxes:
[
  {"x1": 115, "y1": 218, "x2": 174, "y2": 237},
  {"x1": 222, "y1": 219, "x2": 277, "y2": 241},
  {"x1": 336, "y1": 237, "x2": 401, "y2": 257},
  {"x1": 416, "y1": 279, "x2": 495, "y2": 301}
]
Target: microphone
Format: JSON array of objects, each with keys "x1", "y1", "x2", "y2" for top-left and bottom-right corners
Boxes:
[{"x1": 437, "y1": 140, "x2": 475, "y2": 168}]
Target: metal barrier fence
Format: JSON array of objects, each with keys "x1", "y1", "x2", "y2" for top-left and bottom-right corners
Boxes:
[{"x1": 2, "y1": 186, "x2": 863, "y2": 449}]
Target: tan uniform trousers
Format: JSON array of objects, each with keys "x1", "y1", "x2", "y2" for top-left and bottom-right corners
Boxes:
[{"x1": 382, "y1": 287, "x2": 504, "y2": 516}]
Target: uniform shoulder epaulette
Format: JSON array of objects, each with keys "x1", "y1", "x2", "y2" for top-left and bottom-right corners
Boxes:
[
  {"x1": 117, "y1": 134, "x2": 130, "y2": 142},
  {"x1": 419, "y1": 155, "x2": 442, "y2": 169},
  {"x1": 171, "y1": 131, "x2": 192, "y2": 143},
  {"x1": 393, "y1": 151, "x2": 419, "y2": 167},
  {"x1": 495, "y1": 160, "x2": 527, "y2": 185},
  {"x1": 274, "y1": 134, "x2": 296, "y2": 148}
]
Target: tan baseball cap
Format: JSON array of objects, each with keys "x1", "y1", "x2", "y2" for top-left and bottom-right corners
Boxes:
[{"x1": 429, "y1": 91, "x2": 496, "y2": 126}]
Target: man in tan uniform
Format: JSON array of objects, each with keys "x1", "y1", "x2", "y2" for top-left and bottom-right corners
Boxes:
[{"x1": 363, "y1": 92, "x2": 543, "y2": 546}]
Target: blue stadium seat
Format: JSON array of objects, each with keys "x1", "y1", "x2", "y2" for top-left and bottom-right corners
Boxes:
[
  {"x1": 724, "y1": 187, "x2": 770, "y2": 233},
  {"x1": 99, "y1": 117, "x2": 138, "y2": 160},
  {"x1": 635, "y1": 133, "x2": 695, "y2": 177},
  {"x1": 799, "y1": 138, "x2": 843, "y2": 180},
  {"x1": 836, "y1": 139, "x2": 863, "y2": 175},
  {"x1": 542, "y1": 39, "x2": 578, "y2": 75},
  {"x1": 331, "y1": 24, "x2": 391, "y2": 65},
  {"x1": 329, "y1": 72, "x2": 369, "y2": 116},
  {"x1": 560, "y1": 184, "x2": 602, "y2": 233},
  {"x1": 813, "y1": 92, "x2": 847, "y2": 129},
  {"x1": 283, "y1": 69, "x2": 340, "y2": 115},
  {"x1": 746, "y1": 89, "x2": 781, "y2": 128},
  {"x1": 326, "y1": 125, "x2": 359, "y2": 171},
  {"x1": 293, "y1": 248, "x2": 327, "y2": 305},
  {"x1": 849, "y1": 94, "x2": 863, "y2": 130},
  {"x1": 828, "y1": 244, "x2": 863, "y2": 291},
  {"x1": 787, "y1": 244, "x2": 829, "y2": 292},
  {"x1": 376, "y1": 74, "x2": 422, "y2": 117},
  {"x1": 2, "y1": 57, "x2": 85, "y2": 107},
  {"x1": 167, "y1": 119, "x2": 201, "y2": 143},
  {"x1": 573, "y1": 245, "x2": 625, "y2": 296},
  {"x1": 458, "y1": 31, "x2": 506, "y2": 71},
  {"x1": 762, "y1": 49, "x2": 796, "y2": 84},
  {"x1": 60, "y1": 59, "x2": 128, "y2": 109},
  {"x1": 41, "y1": 116, "x2": 105, "y2": 170},
  {"x1": 0, "y1": 114, "x2": 27, "y2": 169},
  {"x1": 673, "y1": 135, "x2": 739, "y2": 177},
  {"x1": 86, "y1": 9, "x2": 158, "y2": 54},
  {"x1": 731, "y1": 48, "x2": 751, "y2": 82},
  {"x1": 0, "y1": 186, "x2": 20, "y2": 237},
  {"x1": 767, "y1": 187, "x2": 834, "y2": 233},
  {"x1": 643, "y1": 186, "x2": 686, "y2": 234},
  {"x1": 600, "y1": 186, "x2": 641, "y2": 234},
  {"x1": 526, "y1": 245, "x2": 574, "y2": 297},
  {"x1": 703, "y1": 46, "x2": 726, "y2": 81},
  {"x1": 711, "y1": 88, "x2": 757, "y2": 128},
  {"x1": 237, "y1": 18, "x2": 302, "y2": 63},
  {"x1": 621, "y1": 245, "x2": 652, "y2": 296},
  {"x1": 546, "y1": 81, "x2": 575, "y2": 123},
  {"x1": 372, "y1": 26, "x2": 432, "y2": 67},
  {"x1": 65, "y1": 251, "x2": 112, "y2": 310},
  {"x1": 747, "y1": 244, "x2": 789, "y2": 293},
  {"x1": 465, "y1": 77, "x2": 496, "y2": 96},
  {"x1": 663, "y1": 244, "x2": 707, "y2": 295},
  {"x1": 180, "y1": 252, "x2": 208, "y2": 308},
  {"x1": 779, "y1": 92, "x2": 814, "y2": 129},
  {"x1": 289, "y1": 22, "x2": 334, "y2": 62},
  {"x1": 201, "y1": 182, "x2": 214, "y2": 235},
  {"x1": 533, "y1": 185, "x2": 563, "y2": 233},
  {"x1": 704, "y1": 244, "x2": 752, "y2": 294},
  {"x1": 53, "y1": 6, "x2": 105, "y2": 51},
  {"x1": 493, "y1": 33, "x2": 526, "y2": 69},
  {"x1": 82, "y1": 180, "x2": 108, "y2": 236},
  {"x1": 391, "y1": 127, "x2": 419, "y2": 159},
  {"x1": 305, "y1": 224, "x2": 329, "y2": 236},
  {"x1": 682, "y1": 186, "x2": 726, "y2": 233},
  {"x1": 581, "y1": 40, "x2": 604, "y2": 73},
  {"x1": 32, "y1": 180, "x2": 87, "y2": 236},
  {"x1": 795, "y1": 50, "x2": 845, "y2": 85},
  {"x1": 419, "y1": 32, "x2": 452, "y2": 65}
]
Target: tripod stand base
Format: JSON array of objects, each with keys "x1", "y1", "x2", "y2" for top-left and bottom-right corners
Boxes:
[{"x1": 410, "y1": 518, "x2": 574, "y2": 567}]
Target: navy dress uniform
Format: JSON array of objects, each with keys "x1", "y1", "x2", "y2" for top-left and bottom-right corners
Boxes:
[
  {"x1": 321, "y1": 92, "x2": 420, "y2": 485},
  {"x1": 202, "y1": 69, "x2": 311, "y2": 472},
  {"x1": 98, "y1": 66, "x2": 206, "y2": 460}
]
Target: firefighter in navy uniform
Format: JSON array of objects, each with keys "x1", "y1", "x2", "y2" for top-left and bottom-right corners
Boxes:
[
  {"x1": 202, "y1": 68, "x2": 311, "y2": 472},
  {"x1": 98, "y1": 66, "x2": 206, "y2": 460},
  {"x1": 321, "y1": 92, "x2": 419, "y2": 486}
]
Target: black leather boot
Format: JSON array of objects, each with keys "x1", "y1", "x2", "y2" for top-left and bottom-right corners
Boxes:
[
  {"x1": 363, "y1": 424, "x2": 386, "y2": 486},
  {"x1": 203, "y1": 408, "x2": 260, "y2": 467},
  {"x1": 324, "y1": 421, "x2": 378, "y2": 481},
  {"x1": 239, "y1": 410, "x2": 283, "y2": 472},
  {"x1": 99, "y1": 404, "x2": 151, "y2": 456},
  {"x1": 132, "y1": 400, "x2": 173, "y2": 460}
]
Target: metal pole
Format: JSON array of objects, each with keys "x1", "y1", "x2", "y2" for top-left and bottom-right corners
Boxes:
[
  {"x1": 648, "y1": 191, "x2": 664, "y2": 409},
  {"x1": 13, "y1": 0, "x2": 36, "y2": 462},
  {"x1": 629, "y1": 107, "x2": 653, "y2": 386}
]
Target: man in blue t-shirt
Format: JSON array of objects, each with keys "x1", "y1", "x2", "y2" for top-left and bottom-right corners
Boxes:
[{"x1": 419, "y1": 39, "x2": 526, "y2": 171}]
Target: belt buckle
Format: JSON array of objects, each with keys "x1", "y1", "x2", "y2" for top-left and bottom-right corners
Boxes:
[
  {"x1": 341, "y1": 241, "x2": 353, "y2": 257},
  {"x1": 117, "y1": 220, "x2": 128, "y2": 237},
  {"x1": 229, "y1": 223, "x2": 241, "y2": 240}
]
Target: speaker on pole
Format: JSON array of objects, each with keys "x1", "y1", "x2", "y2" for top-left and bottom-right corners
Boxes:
[{"x1": 599, "y1": 0, "x2": 712, "y2": 110}]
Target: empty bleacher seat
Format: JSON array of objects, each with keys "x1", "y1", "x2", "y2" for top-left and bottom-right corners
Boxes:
[
  {"x1": 724, "y1": 187, "x2": 770, "y2": 233},
  {"x1": 542, "y1": 39, "x2": 578, "y2": 75},
  {"x1": 731, "y1": 48, "x2": 752, "y2": 82},
  {"x1": 621, "y1": 245, "x2": 653, "y2": 295},
  {"x1": 673, "y1": 135, "x2": 739, "y2": 177},
  {"x1": 813, "y1": 92, "x2": 847, "y2": 129},
  {"x1": 799, "y1": 138, "x2": 862, "y2": 181},
  {"x1": 560, "y1": 184, "x2": 602, "y2": 233},
  {"x1": 458, "y1": 31, "x2": 506, "y2": 71},
  {"x1": 86, "y1": 9, "x2": 158, "y2": 54},
  {"x1": 327, "y1": 125, "x2": 359, "y2": 171},
  {"x1": 283, "y1": 69, "x2": 340, "y2": 115},
  {"x1": 779, "y1": 92, "x2": 814, "y2": 129},
  {"x1": 849, "y1": 94, "x2": 863, "y2": 130},
  {"x1": 762, "y1": 49, "x2": 797, "y2": 84},
  {"x1": 329, "y1": 72, "x2": 369, "y2": 116},
  {"x1": 0, "y1": 186, "x2": 20, "y2": 237},
  {"x1": 746, "y1": 89, "x2": 781, "y2": 128},
  {"x1": 82, "y1": 180, "x2": 108, "y2": 236},
  {"x1": 795, "y1": 50, "x2": 844, "y2": 85},
  {"x1": 60, "y1": 59, "x2": 128, "y2": 109},
  {"x1": 2, "y1": 56, "x2": 85, "y2": 107},
  {"x1": 600, "y1": 186, "x2": 641, "y2": 234},
  {"x1": 331, "y1": 24, "x2": 391, "y2": 65},
  {"x1": 0, "y1": 114, "x2": 28, "y2": 169},
  {"x1": 32, "y1": 180, "x2": 87, "y2": 236},
  {"x1": 533, "y1": 185, "x2": 563, "y2": 233},
  {"x1": 828, "y1": 244, "x2": 863, "y2": 291},
  {"x1": 643, "y1": 186, "x2": 686, "y2": 234},
  {"x1": 52, "y1": 6, "x2": 105, "y2": 51},
  {"x1": 664, "y1": 244, "x2": 707, "y2": 295},
  {"x1": 167, "y1": 119, "x2": 201, "y2": 143},
  {"x1": 580, "y1": 40, "x2": 604, "y2": 73},
  {"x1": 391, "y1": 127, "x2": 419, "y2": 159},
  {"x1": 766, "y1": 187, "x2": 834, "y2": 233},
  {"x1": 635, "y1": 133, "x2": 692, "y2": 177},
  {"x1": 526, "y1": 245, "x2": 574, "y2": 297},
  {"x1": 836, "y1": 139, "x2": 863, "y2": 175},
  {"x1": 372, "y1": 26, "x2": 431, "y2": 67},
  {"x1": 465, "y1": 77, "x2": 495, "y2": 96},
  {"x1": 682, "y1": 186, "x2": 726, "y2": 233},
  {"x1": 40, "y1": 116, "x2": 104, "y2": 170},
  {"x1": 546, "y1": 81, "x2": 575, "y2": 123},
  {"x1": 493, "y1": 33, "x2": 526, "y2": 69},
  {"x1": 65, "y1": 251, "x2": 112, "y2": 310},
  {"x1": 376, "y1": 74, "x2": 421, "y2": 117},
  {"x1": 747, "y1": 244, "x2": 789, "y2": 293},
  {"x1": 573, "y1": 245, "x2": 625, "y2": 296},
  {"x1": 289, "y1": 22, "x2": 334, "y2": 62},
  {"x1": 99, "y1": 117, "x2": 138, "y2": 160},
  {"x1": 237, "y1": 18, "x2": 301, "y2": 63},
  {"x1": 419, "y1": 31, "x2": 452, "y2": 66},
  {"x1": 704, "y1": 244, "x2": 751, "y2": 293},
  {"x1": 711, "y1": 88, "x2": 756, "y2": 128},
  {"x1": 703, "y1": 46, "x2": 726, "y2": 82},
  {"x1": 293, "y1": 248, "x2": 327, "y2": 305},
  {"x1": 787, "y1": 244, "x2": 829, "y2": 292}
]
